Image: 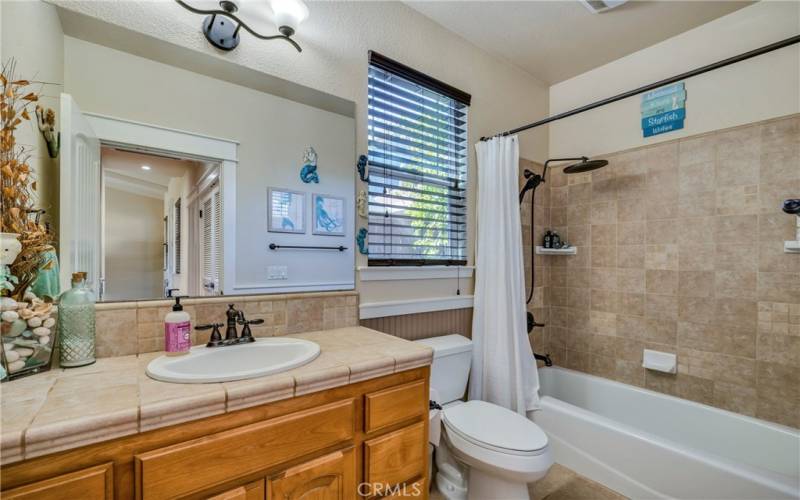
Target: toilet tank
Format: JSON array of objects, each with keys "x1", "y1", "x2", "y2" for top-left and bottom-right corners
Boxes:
[{"x1": 414, "y1": 334, "x2": 472, "y2": 405}]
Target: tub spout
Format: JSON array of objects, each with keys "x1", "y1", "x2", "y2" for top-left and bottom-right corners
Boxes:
[{"x1": 534, "y1": 352, "x2": 553, "y2": 367}]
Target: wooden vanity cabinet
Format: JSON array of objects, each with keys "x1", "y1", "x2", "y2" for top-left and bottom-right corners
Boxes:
[{"x1": 0, "y1": 367, "x2": 430, "y2": 500}]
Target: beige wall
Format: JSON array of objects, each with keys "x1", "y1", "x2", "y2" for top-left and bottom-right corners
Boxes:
[
  {"x1": 537, "y1": 115, "x2": 800, "y2": 429},
  {"x1": 549, "y1": 1, "x2": 800, "y2": 158},
  {"x1": 0, "y1": 0, "x2": 63, "y2": 235},
  {"x1": 104, "y1": 187, "x2": 164, "y2": 301}
]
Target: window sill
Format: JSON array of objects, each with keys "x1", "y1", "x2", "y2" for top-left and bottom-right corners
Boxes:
[{"x1": 357, "y1": 265, "x2": 474, "y2": 282}]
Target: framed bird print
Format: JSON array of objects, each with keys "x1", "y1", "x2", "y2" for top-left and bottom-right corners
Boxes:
[
  {"x1": 268, "y1": 188, "x2": 305, "y2": 234},
  {"x1": 312, "y1": 194, "x2": 345, "y2": 236}
]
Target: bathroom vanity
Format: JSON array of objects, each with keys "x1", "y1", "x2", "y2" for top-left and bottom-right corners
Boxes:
[{"x1": 0, "y1": 327, "x2": 432, "y2": 499}]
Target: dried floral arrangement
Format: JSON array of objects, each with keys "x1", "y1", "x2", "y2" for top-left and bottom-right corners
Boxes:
[{"x1": 1, "y1": 59, "x2": 55, "y2": 301}]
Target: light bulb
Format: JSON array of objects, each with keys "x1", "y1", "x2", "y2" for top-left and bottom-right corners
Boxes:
[{"x1": 270, "y1": 0, "x2": 308, "y2": 37}]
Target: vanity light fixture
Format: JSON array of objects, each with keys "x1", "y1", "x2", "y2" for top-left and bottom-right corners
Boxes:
[{"x1": 175, "y1": 0, "x2": 306, "y2": 52}]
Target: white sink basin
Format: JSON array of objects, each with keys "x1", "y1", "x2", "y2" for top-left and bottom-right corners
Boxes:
[{"x1": 146, "y1": 338, "x2": 320, "y2": 383}]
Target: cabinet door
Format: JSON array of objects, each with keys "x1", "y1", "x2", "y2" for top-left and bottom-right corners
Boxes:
[
  {"x1": 2, "y1": 462, "x2": 113, "y2": 500},
  {"x1": 267, "y1": 448, "x2": 355, "y2": 500},
  {"x1": 207, "y1": 479, "x2": 264, "y2": 500}
]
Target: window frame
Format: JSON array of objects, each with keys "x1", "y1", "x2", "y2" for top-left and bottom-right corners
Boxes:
[{"x1": 366, "y1": 51, "x2": 471, "y2": 267}]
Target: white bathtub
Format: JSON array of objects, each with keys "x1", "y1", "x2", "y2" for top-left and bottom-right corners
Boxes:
[{"x1": 532, "y1": 367, "x2": 800, "y2": 500}]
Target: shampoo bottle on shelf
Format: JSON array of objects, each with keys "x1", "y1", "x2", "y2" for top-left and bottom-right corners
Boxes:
[
  {"x1": 543, "y1": 230, "x2": 553, "y2": 249},
  {"x1": 165, "y1": 296, "x2": 191, "y2": 356}
]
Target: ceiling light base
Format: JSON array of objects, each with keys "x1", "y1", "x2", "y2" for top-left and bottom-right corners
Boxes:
[{"x1": 202, "y1": 14, "x2": 240, "y2": 51}]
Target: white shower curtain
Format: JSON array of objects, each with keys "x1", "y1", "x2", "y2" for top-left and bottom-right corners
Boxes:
[{"x1": 470, "y1": 135, "x2": 540, "y2": 414}]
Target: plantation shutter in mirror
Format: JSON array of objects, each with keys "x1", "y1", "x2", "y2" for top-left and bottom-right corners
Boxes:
[{"x1": 367, "y1": 51, "x2": 470, "y2": 266}]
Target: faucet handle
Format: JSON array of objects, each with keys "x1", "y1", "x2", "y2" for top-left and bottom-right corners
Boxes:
[
  {"x1": 236, "y1": 312, "x2": 261, "y2": 343},
  {"x1": 196, "y1": 323, "x2": 224, "y2": 347}
]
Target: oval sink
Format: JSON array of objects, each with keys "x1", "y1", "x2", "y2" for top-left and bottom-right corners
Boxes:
[{"x1": 146, "y1": 338, "x2": 320, "y2": 383}]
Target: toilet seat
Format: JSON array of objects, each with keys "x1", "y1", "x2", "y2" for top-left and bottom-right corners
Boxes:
[{"x1": 442, "y1": 400, "x2": 549, "y2": 456}]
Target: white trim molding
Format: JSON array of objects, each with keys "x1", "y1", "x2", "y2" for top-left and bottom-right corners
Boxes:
[
  {"x1": 232, "y1": 281, "x2": 355, "y2": 294},
  {"x1": 85, "y1": 112, "x2": 239, "y2": 162},
  {"x1": 358, "y1": 266, "x2": 474, "y2": 282},
  {"x1": 359, "y1": 295, "x2": 474, "y2": 319}
]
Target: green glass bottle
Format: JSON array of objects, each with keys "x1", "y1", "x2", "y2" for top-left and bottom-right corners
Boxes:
[{"x1": 58, "y1": 272, "x2": 96, "y2": 367}]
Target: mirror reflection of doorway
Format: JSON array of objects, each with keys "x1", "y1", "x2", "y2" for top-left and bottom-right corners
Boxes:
[{"x1": 100, "y1": 148, "x2": 221, "y2": 301}]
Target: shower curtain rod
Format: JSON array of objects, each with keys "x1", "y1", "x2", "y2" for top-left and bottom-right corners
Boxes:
[{"x1": 480, "y1": 34, "x2": 800, "y2": 141}]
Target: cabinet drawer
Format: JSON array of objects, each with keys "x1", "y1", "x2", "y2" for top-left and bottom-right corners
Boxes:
[
  {"x1": 136, "y1": 399, "x2": 355, "y2": 499},
  {"x1": 364, "y1": 380, "x2": 427, "y2": 433},
  {"x1": 2, "y1": 462, "x2": 113, "y2": 500},
  {"x1": 364, "y1": 422, "x2": 426, "y2": 490}
]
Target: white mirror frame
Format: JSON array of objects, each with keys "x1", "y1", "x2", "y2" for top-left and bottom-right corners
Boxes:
[{"x1": 81, "y1": 112, "x2": 239, "y2": 296}]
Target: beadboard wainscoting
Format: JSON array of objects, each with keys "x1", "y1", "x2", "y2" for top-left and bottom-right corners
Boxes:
[{"x1": 361, "y1": 308, "x2": 474, "y2": 341}]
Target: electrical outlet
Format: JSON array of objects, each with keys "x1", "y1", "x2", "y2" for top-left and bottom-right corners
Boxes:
[{"x1": 268, "y1": 266, "x2": 288, "y2": 280}]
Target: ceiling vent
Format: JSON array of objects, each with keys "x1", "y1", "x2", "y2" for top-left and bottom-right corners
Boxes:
[{"x1": 579, "y1": 0, "x2": 628, "y2": 14}]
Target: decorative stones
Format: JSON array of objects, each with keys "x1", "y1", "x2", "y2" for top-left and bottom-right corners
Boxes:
[
  {"x1": 8, "y1": 360, "x2": 24, "y2": 372},
  {"x1": 14, "y1": 347, "x2": 33, "y2": 357},
  {"x1": 6, "y1": 319, "x2": 26, "y2": 337},
  {"x1": 2, "y1": 310, "x2": 19, "y2": 322},
  {"x1": 0, "y1": 297, "x2": 18, "y2": 310},
  {"x1": 1, "y1": 294, "x2": 57, "y2": 378},
  {"x1": 32, "y1": 326, "x2": 50, "y2": 337}
]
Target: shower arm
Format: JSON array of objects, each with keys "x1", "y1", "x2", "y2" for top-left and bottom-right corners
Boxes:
[{"x1": 539, "y1": 157, "x2": 588, "y2": 183}]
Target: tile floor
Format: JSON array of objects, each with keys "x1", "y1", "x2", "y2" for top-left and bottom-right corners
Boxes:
[{"x1": 430, "y1": 464, "x2": 627, "y2": 500}]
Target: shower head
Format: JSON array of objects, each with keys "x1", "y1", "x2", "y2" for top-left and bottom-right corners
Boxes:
[
  {"x1": 519, "y1": 168, "x2": 542, "y2": 204},
  {"x1": 784, "y1": 199, "x2": 800, "y2": 215},
  {"x1": 563, "y1": 158, "x2": 609, "y2": 174}
]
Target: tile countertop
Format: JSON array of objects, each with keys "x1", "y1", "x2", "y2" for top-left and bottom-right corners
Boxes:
[{"x1": 0, "y1": 327, "x2": 433, "y2": 465}]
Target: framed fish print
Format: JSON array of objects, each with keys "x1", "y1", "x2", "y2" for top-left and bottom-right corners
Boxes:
[
  {"x1": 268, "y1": 188, "x2": 305, "y2": 234},
  {"x1": 312, "y1": 194, "x2": 346, "y2": 236}
]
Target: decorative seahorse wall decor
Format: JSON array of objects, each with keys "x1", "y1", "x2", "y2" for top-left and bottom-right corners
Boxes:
[
  {"x1": 356, "y1": 154, "x2": 368, "y2": 182},
  {"x1": 35, "y1": 105, "x2": 59, "y2": 158},
  {"x1": 300, "y1": 147, "x2": 319, "y2": 183},
  {"x1": 357, "y1": 190, "x2": 368, "y2": 218},
  {"x1": 356, "y1": 228, "x2": 368, "y2": 255}
]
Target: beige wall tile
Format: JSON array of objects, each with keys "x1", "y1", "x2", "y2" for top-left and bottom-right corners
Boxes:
[{"x1": 537, "y1": 116, "x2": 800, "y2": 427}]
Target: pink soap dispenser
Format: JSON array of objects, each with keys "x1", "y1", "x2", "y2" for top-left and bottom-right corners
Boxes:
[{"x1": 165, "y1": 296, "x2": 191, "y2": 356}]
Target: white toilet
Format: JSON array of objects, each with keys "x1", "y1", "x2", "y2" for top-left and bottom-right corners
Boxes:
[{"x1": 416, "y1": 335, "x2": 553, "y2": 500}]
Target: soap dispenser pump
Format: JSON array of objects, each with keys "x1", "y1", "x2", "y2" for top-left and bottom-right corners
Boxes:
[{"x1": 165, "y1": 296, "x2": 191, "y2": 356}]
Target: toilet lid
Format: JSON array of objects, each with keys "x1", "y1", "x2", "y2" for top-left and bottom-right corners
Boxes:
[{"x1": 442, "y1": 400, "x2": 548, "y2": 453}]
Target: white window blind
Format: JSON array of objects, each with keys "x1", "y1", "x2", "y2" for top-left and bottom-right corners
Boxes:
[{"x1": 367, "y1": 52, "x2": 470, "y2": 266}]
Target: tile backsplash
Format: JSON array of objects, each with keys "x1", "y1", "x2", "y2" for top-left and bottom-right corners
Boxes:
[
  {"x1": 93, "y1": 292, "x2": 358, "y2": 358},
  {"x1": 529, "y1": 114, "x2": 800, "y2": 428}
]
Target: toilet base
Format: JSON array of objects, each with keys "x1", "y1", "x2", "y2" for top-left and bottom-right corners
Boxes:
[{"x1": 468, "y1": 468, "x2": 530, "y2": 500}]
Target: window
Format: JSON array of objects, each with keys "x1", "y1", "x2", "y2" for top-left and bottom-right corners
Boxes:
[{"x1": 367, "y1": 51, "x2": 470, "y2": 266}]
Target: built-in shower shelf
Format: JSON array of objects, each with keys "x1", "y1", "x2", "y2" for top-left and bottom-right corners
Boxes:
[{"x1": 535, "y1": 246, "x2": 577, "y2": 255}]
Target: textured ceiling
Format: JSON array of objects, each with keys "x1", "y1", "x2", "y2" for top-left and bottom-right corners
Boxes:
[{"x1": 405, "y1": 1, "x2": 753, "y2": 83}]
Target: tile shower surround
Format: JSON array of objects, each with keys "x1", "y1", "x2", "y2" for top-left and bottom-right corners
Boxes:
[
  {"x1": 92, "y1": 291, "x2": 359, "y2": 358},
  {"x1": 523, "y1": 114, "x2": 800, "y2": 428}
]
